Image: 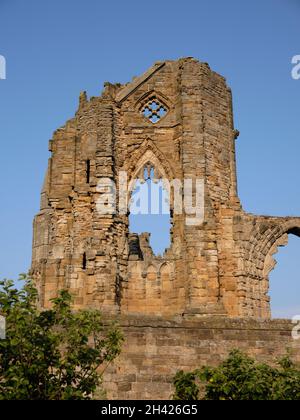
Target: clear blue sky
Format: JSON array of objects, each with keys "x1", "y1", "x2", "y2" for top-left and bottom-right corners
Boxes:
[{"x1": 0, "y1": 0, "x2": 299, "y2": 317}]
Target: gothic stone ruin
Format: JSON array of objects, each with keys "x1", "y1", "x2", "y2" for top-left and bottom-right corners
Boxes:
[{"x1": 31, "y1": 58, "x2": 300, "y2": 399}]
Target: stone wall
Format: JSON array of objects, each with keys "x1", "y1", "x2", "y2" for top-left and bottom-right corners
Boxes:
[{"x1": 103, "y1": 316, "x2": 300, "y2": 400}]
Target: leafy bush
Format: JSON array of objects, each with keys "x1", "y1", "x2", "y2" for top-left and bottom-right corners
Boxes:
[
  {"x1": 173, "y1": 349, "x2": 300, "y2": 400},
  {"x1": 0, "y1": 275, "x2": 123, "y2": 400}
]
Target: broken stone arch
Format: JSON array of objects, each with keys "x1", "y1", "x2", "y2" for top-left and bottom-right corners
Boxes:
[
  {"x1": 238, "y1": 217, "x2": 300, "y2": 317},
  {"x1": 262, "y1": 220, "x2": 300, "y2": 276},
  {"x1": 245, "y1": 217, "x2": 300, "y2": 287}
]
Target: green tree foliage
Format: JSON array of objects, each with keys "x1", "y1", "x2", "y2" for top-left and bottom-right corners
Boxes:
[
  {"x1": 173, "y1": 349, "x2": 300, "y2": 400},
  {"x1": 0, "y1": 275, "x2": 123, "y2": 400}
]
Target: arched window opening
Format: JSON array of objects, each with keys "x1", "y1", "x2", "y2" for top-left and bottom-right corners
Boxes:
[
  {"x1": 129, "y1": 163, "x2": 171, "y2": 256},
  {"x1": 269, "y1": 233, "x2": 300, "y2": 319}
]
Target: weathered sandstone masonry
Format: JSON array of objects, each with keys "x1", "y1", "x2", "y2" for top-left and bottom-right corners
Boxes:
[
  {"x1": 31, "y1": 58, "x2": 300, "y2": 399},
  {"x1": 31, "y1": 58, "x2": 300, "y2": 319},
  {"x1": 103, "y1": 316, "x2": 300, "y2": 399}
]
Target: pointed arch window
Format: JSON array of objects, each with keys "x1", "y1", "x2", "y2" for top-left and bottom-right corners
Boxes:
[{"x1": 129, "y1": 160, "x2": 171, "y2": 256}]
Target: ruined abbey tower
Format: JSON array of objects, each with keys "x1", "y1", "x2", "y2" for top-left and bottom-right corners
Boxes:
[{"x1": 31, "y1": 58, "x2": 300, "y2": 398}]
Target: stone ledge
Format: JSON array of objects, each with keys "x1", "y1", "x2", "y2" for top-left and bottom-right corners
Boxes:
[{"x1": 103, "y1": 314, "x2": 295, "y2": 332}]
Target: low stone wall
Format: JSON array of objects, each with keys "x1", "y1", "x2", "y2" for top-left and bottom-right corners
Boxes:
[{"x1": 103, "y1": 316, "x2": 300, "y2": 400}]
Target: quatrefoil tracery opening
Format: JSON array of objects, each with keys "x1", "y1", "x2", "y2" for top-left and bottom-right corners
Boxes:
[{"x1": 141, "y1": 97, "x2": 168, "y2": 124}]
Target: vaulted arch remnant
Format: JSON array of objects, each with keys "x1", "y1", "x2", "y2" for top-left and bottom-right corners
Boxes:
[{"x1": 244, "y1": 218, "x2": 300, "y2": 318}]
